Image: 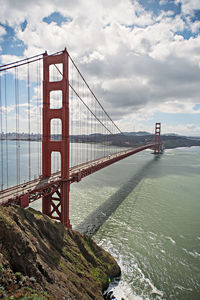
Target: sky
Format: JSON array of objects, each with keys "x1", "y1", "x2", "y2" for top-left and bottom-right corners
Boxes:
[{"x1": 0, "y1": 0, "x2": 200, "y2": 136}]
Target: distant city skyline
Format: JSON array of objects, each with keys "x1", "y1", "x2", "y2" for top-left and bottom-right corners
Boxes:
[
  {"x1": 0, "y1": 130, "x2": 199, "y2": 138},
  {"x1": 0, "y1": 0, "x2": 200, "y2": 136}
]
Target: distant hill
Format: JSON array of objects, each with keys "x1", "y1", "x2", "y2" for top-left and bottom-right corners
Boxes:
[
  {"x1": 1, "y1": 132, "x2": 200, "y2": 149},
  {"x1": 160, "y1": 135, "x2": 200, "y2": 149},
  {"x1": 122, "y1": 131, "x2": 151, "y2": 136}
]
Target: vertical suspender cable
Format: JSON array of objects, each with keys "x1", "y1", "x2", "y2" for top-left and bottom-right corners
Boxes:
[
  {"x1": 70, "y1": 63, "x2": 73, "y2": 168},
  {"x1": 108, "y1": 119, "x2": 110, "y2": 156},
  {"x1": 107, "y1": 119, "x2": 109, "y2": 156},
  {"x1": 15, "y1": 68, "x2": 20, "y2": 187},
  {"x1": 0, "y1": 75, "x2": 3, "y2": 191},
  {"x1": 86, "y1": 90, "x2": 89, "y2": 163},
  {"x1": 27, "y1": 63, "x2": 31, "y2": 181},
  {"x1": 4, "y1": 73, "x2": 8, "y2": 188},
  {"x1": 37, "y1": 60, "x2": 40, "y2": 176},
  {"x1": 18, "y1": 71, "x2": 20, "y2": 185},
  {"x1": 106, "y1": 116, "x2": 108, "y2": 156},
  {"x1": 96, "y1": 100, "x2": 98, "y2": 159},
  {"x1": 80, "y1": 79, "x2": 82, "y2": 164},
  {"x1": 52, "y1": 67, "x2": 56, "y2": 173},
  {"x1": 80, "y1": 73, "x2": 82, "y2": 165},
  {"x1": 103, "y1": 114, "x2": 104, "y2": 156},
  {"x1": 87, "y1": 91, "x2": 90, "y2": 161},
  {"x1": 56, "y1": 69, "x2": 59, "y2": 171},
  {"x1": 70, "y1": 87, "x2": 72, "y2": 168},
  {"x1": 39, "y1": 60, "x2": 42, "y2": 176},
  {"x1": 92, "y1": 97, "x2": 94, "y2": 161},
  {"x1": 37, "y1": 59, "x2": 42, "y2": 176},
  {"x1": 83, "y1": 85, "x2": 85, "y2": 163},
  {"x1": 78, "y1": 73, "x2": 81, "y2": 165},
  {"x1": 81, "y1": 81, "x2": 83, "y2": 164},
  {"x1": 82, "y1": 80, "x2": 84, "y2": 164},
  {"x1": 102, "y1": 110, "x2": 104, "y2": 157},
  {"x1": 104, "y1": 111, "x2": 105, "y2": 157},
  {"x1": 96, "y1": 102, "x2": 98, "y2": 159},
  {"x1": 90, "y1": 94, "x2": 92, "y2": 161},
  {"x1": 15, "y1": 68, "x2": 17, "y2": 186},
  {"x1": 103, "y1": 110, "x2": 104, "y2": 157},
  {"x1": 95, "y1": 101, "x2": 97, "y2": 159},
  {"x1": 108, "y1": 117, "x2": 109, "y2": 156},
  {"x1": 94, "y1": 99, "x2": 96, "y2": 160},
  {"x1": 105, "y1": 114, "x2": 107, "y2": 156},
  {"x1": 95, "y1": 101, "x2": 96, "y2": 160},
  {"x1": 105, "y1": 115, "x2": 107, "y2": 156},
  {"x1": 80, "y1": 78, "x2": 82, "y2": 164},
  {"x1": 57, "y1": 91, "x2": 59, "y2": 170}
]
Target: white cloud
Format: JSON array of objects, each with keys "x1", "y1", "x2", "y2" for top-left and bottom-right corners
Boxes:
[
  {"x1": 175, "y1": 0, "x2": 200, "y2": 14},
  {"x1": 0, "y1": 25, "x2": 6, "y2": 51},
  {"x1": 163, "y1": 123, "x2": 200, "y2": 136},
  {"x1": 0, "y1": 25, "x2": 6, "y2": 36}
]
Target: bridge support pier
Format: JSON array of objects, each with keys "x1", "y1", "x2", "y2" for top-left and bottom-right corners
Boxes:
[{"x1": 42, "y1": 49, "x2": 71, "y2": 228}]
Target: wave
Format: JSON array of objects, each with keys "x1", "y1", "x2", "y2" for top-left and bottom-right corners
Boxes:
[
  {"x1": 165, "y1": 236, "x2": 176, "y2": 245},
  {"x1": 182, "y1": 248, "x2": 200, "y2": 258}
]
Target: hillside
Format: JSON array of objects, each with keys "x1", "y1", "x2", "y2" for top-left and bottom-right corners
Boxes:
[
  {"x1": 2, "y1": 132, "x2": 200, "y2": 150},
  {"x1": 0, "y1": 206, "x2": 120, "y2": 299},
  {"x1": 70, "y1": 133, "x2": 200, "y2": 149},
  {"x1": 161, "y1": 135, "x2": 200, "y2": 149}
]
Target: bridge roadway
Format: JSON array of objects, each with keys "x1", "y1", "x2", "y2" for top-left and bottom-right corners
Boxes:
[{"x1": 0, "y1": 143, "x2": 154, "y2": 206}]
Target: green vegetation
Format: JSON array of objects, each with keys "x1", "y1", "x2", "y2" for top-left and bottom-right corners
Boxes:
[
  {"x1": 15, "y1": 272, "x2": 23, "y2": 282},
  {"x1": 28, "y1": 208, "x2": 43, "y2": 220},
  {"x1": 5, "y1": 287, "x2": 51, "y2": 299}
]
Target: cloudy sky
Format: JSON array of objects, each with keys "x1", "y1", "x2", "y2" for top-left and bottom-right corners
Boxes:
[{"x1": 0, "y1": 0, "x2": 200, "y2": 136}]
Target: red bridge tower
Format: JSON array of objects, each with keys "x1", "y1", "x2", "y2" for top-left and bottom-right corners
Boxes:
[
  {"x1": 154, "y1": 122, "x2": 162, "y2": 154},
  {"x1": 42, "y1": 49, "x2": 71, "y2": 228}
]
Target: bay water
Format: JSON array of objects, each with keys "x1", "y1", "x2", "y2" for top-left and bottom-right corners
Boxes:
[{"x1": 68, "y1": 146, "x2": 200, "y2": 300}]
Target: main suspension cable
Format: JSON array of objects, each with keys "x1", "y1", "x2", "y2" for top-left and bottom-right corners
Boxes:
[
  {"x1": 54, "y1": 63, "x2": 123, "y2": 138},
  {"x1": 0, "y1": 53, "x2": 44, "y2": 69},
  {"x1": 0, "y1": 50, "x2": 63, "y2": 72}
]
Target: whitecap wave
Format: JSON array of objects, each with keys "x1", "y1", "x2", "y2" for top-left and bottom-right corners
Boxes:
[
  {"x1": 182, "y1": 248, "x2": 200, "y2": 258},
  {"x1": 166, "y1": 236, "x2": 176, "y2": 244}
]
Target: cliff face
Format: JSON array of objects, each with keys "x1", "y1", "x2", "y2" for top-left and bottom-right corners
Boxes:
[{"x1": 0, "y1": 206, "x2": 120, "y2": 299}]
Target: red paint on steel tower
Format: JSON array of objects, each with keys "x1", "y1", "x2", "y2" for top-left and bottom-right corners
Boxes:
[
  {"x1": 154, "y1": 122, "x2": 161, "y2": 154},
  {"x1": 42, "y1": 49, "x2": 71, "y2": 228}
]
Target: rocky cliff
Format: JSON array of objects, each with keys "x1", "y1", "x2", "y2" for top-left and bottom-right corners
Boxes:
[{"x1": 0, "y1": 206, "x2": 120, "y2": 299}]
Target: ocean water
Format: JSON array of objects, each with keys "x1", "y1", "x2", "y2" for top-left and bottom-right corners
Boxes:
[{"x1": 2, "y1": 142, "x2": 200, "y2": 299}]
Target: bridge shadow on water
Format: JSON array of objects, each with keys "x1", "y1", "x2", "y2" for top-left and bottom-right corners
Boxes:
[{"x1": 75, "y1": 155, "x2": 161, "y2": 236}]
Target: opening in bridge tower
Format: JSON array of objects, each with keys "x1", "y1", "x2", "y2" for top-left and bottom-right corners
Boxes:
[{"x1": 42, "y1": 49, "x2": 71, "y2": 228}]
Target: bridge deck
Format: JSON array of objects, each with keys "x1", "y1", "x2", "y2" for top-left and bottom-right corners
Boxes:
[{"x1": 0, "y1": 144, "x2": 154, "y2": 206}]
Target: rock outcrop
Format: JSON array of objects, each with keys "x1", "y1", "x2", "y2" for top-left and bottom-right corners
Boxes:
[{"x1": 0, "y1": 206, "x2": 120, "y2": 299}]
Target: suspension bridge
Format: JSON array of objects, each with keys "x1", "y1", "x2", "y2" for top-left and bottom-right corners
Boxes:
[{"x1": 0, "y1": 49, "x2": 162, "y2": 228}]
